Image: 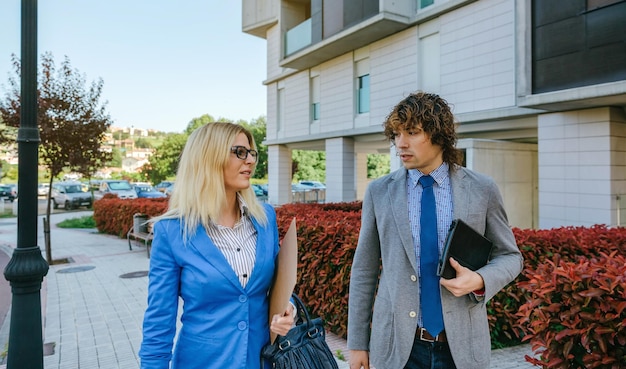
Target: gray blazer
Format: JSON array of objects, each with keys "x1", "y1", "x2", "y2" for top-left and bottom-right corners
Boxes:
[{"x1": 347, "y1": 166, "x2": 523, "y2": 369}]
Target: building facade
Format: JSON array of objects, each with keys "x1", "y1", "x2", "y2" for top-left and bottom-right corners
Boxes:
[{"x1": 242, "y1": 0, "x2": 626, "y2": 229}]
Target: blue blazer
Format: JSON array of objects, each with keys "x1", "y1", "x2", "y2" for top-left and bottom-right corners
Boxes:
[{"x1": 139, "y1": 203, "x2": 280, "y2": 369}]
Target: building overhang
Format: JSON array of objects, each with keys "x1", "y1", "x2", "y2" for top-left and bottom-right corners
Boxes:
[
  {"x1": 518, "y1": 81, "x2": 626, "y2": 112},
  {"x1": 280, "y1": 12, "x2": 411, "y2": 70}
]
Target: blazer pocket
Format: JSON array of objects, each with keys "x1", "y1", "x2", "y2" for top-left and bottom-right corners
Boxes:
[{"x1": 370, "y1": 296, "x2": 394, "y2": 360}]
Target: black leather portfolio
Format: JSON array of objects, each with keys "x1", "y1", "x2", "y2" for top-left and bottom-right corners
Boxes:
[{"x1": 437, "y1": 219, "x2": 493, "y2": 279}]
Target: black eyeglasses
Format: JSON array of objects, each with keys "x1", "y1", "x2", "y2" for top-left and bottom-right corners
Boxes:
[{"x1": 230, "y1": 146, "x2": 258, "y2": 162}]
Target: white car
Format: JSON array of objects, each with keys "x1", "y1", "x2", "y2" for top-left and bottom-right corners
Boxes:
[
  {"x1": 38, "y1": 183, "x2": 50, "y2": 196},
  {"x1": 95, "y1": 180, "x2": 138, "y2": 200}
]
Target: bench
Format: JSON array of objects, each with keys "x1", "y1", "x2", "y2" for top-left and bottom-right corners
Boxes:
[{"x1": 127, "y1": 214, "x2": 153, "y2": 257}]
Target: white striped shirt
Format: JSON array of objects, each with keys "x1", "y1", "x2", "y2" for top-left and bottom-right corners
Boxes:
[{"x1": 205, "y1": 196, "x2": 258, "y2": 288}]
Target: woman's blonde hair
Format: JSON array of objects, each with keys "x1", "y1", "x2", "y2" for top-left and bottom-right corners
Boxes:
[{"x1": 153, "y1": 122, "x2": 267, "y2": 241}]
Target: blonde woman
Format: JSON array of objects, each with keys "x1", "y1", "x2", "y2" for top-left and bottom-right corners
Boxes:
[{"x1": 139, "y1": 122, "x2": 294, "y2": 369}]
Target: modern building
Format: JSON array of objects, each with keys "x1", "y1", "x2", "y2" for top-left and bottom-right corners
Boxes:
[{"x1": 242, "y1": 0, "x2": 626, "y2": 229}]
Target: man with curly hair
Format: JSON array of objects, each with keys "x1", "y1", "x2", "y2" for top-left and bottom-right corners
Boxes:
[{"x1": 347, "y1": 92, "x2": 523, "y2": 369}]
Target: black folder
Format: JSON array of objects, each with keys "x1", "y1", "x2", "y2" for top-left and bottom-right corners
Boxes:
[{"x1": 437, "y1": 219, "x2": 493, "y2": 279}]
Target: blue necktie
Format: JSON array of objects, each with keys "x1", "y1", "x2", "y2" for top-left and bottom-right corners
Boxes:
[{"x1": 419, "y1": 175, "x2": 444, "y2": 336}]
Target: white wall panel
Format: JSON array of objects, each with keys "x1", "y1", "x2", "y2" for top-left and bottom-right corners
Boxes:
[
  {"x1": 369, "y1": 28, "x2": 419, "y2": 124},
  {"x1": 439, "y1": 0, "x2": 515, "y2": 112},
  {"x1": 284, "y1": 71, "x2": 310, "y2": 137},
  {"x1": 318, "y1": 54, "x2": 354, "y2": 132}
]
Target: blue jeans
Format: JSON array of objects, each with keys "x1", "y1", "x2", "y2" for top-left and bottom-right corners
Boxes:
[{"x1": 404, "y1": 338, "x2": 457, "y2": 369}]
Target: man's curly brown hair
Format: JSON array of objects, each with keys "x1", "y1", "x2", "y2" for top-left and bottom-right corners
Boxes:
[{"x1": 383, "y1": 91, "x2": 463, "y2": 167}]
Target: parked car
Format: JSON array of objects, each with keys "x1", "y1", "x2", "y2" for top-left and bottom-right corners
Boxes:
[
  {"x1": 133, "y1": 184, "x2": 166, "y2": 198},
  {"x1": 0, "y1": 185, "x2": 16, "y2": 202},
  {"x1": 252, "y1": 183, "x2": 268, "y2": 196},
  {"x1": 164, "y1": 184, "x2": 174, "y2": 197},
  {"x1": 6, "y1": 184, "x2": 18, "y2": 201},
  {"x1": 38, "y1": 183, "x2": 50, "y2": 197},
  {"x1": 291, "y1": 183, "x2": 310, "y2": 193},
  {"x1": 155, "y1": 181, "x2": 174, "y2": 193},
  {"x1": 251, "y1": 184, "x2": 265, "y2": 197},
  {"x1": 95, "y1": 179, "x2": 138, "y2": 200},
  {"x1": 299, "y1": 180, "x2": 326, "y2": 189},
  {"x1": 51, "y1": 182, "x2": 92, "y2": 209}
]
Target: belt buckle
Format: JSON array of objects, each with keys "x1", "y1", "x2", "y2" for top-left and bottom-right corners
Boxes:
[{"x1": 420, "y1": 328, "x2": 436, "y2": 343}]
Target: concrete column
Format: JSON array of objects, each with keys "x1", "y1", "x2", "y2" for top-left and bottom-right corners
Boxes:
[
  {"x1": 457, "y1": 139, "x2": 538, "y2": 229},
  {"x1": 537, "y1": 107, "x2": 626, "y2": 228},
  {"x1": 268, "y1": 144, "x2": 292, "y2": 205},
  {"x1": 355, "y1": 152, "x2": 368, "y2": 201},
  {"x1": 325, "y1": 137, "x2": 356, "y2": 202}
]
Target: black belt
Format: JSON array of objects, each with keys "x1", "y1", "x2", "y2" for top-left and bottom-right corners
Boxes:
[{"x1": 416, "y1": 327, "x2": 447, "y2": 343}]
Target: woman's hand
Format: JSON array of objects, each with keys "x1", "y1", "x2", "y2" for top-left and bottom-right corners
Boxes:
[{"x1": 270, "y1": 303, "x2": 295, "y2": 336}]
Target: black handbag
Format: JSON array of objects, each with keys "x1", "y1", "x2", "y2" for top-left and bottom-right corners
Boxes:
[{"x1": 261, "y1": 293, "x2": 339, "y2": 369}]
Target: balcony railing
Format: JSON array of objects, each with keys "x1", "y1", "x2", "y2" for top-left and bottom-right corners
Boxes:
[{"x1": 285, "y1": 18, "x2": 312, "y2": 56}]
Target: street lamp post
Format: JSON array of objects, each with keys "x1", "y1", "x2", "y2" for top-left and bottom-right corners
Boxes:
[{"x1": 3, "y1": 1, "x2": 50, "y2": 368}]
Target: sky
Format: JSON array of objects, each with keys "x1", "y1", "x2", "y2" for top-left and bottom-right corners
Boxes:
[{"x1": 0, "y1": 1, "x2": 268, "y2": 133}]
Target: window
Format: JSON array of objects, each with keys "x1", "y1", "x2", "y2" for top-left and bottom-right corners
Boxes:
[
  {"x1": 357, "y1": 74, "x2": 370, "y2": 114},
  {"x1": 312, "y1": 103, "x2": 321, "y2": 120},
  {"x1": 419, "y1": 0, "x2": 434, "y2": 8},
  {"x1": 277, "y1": 87, "x2": 285, "y2": 132},
  {"x1": 311, "y1": 75, "x2": 320, "y2": 121}
]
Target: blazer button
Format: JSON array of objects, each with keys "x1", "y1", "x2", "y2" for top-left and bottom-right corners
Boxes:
[
  {"x1": 410, "y1": 275, "x2": 417, "y2": 282},
  {"x1": 409, "y1": 311, "x2": 416, "y2": 318},
  {"x1": 239, "y1": 295, "x2": 248, "y2": 303},
  {"x1": 238, "y1": 321, "x2": 247, "y2": 330}
]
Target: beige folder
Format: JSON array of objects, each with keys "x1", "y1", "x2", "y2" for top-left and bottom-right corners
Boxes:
[{"x1": 268, "y1": 217, "x2": 298, "y2": 343}]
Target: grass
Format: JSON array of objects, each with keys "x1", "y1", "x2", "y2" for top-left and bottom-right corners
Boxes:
[
  {"x1": 1, "y1": 342, "x2": 7, "y2": 362},
  {"x1": 0, "y1": 205, "x2": 14, "y2": 218},
  {"x1": 57, "y1": 215, "x2": 96, "y2": 228}
]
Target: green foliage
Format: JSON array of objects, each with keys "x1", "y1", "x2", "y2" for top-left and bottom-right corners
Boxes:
[
  {"x1": 143, "y1": 133, "x2": 187, "y2": 184},
  {"x1": 57, "y1": 215, "x2": 96, "y2": 228},
  {"x1": 292, "y1": 150, "x2": 326, "y2": 182},
  {"x1": 239, "y1": 116, "x2": 267, "y2": 179},
  {"x1": 367, "y1": 153, "x2": 390, "y2": 179},
  {"x1": 0, "y1": 161, "x2": 18, "y2": 182},
  {"x1": 112, "y1": 131, "x2": 129, "y2": 140},
  {"x1": 184, "y1": 114, "x2": 217, "y2": 135},
  {"x1": 109, "y1": 147, "x2": 123, "y2": 168},
  {"x1": 134, "y1": 137, "x2": 153, "y2": 149}
]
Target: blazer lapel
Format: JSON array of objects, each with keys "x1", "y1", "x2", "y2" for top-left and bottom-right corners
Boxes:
[
  {"x1": 188, "y1": 224, "x2": 244, "y2": 292},
  {"x1": 244, "y1": 216, "x2": 272, "y2": 291},
  {"x1": 450, "y1": 167, "x2": 469, "y2": 221},
  {"x1": 388, "y1": 169, "x2": 418, "y2": 272}
]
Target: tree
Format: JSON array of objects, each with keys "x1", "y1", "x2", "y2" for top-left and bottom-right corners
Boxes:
[
  {"x1": 367, "y1": 153, "x2": 390, "y2": 179},
  {"x1": 0, "y1": 52, "x2": 112, "y2": 263},
  {"x1": 184, "y1": 114, "x2": 216, "y2": 135},
  {"x1": 238, "y1": 116, "x2": 267, "y2": 179},
  {"x1": 142, "y1": 132, "x2": 187, "y2": 185},
  {"x1": 292, "y1": 150, "x2": 326, "y2": 182},
  {"x1": 134, "y1": 137, "x2": 153, "y2": 149}
]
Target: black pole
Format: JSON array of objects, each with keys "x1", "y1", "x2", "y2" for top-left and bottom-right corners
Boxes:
[{"x1": 3, "y1": 0, "x2": 49, "y2": 368}]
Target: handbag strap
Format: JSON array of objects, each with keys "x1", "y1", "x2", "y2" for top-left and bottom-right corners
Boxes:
[{"x1": 290, "y1": 292, "x2": 314, "y2": 328}]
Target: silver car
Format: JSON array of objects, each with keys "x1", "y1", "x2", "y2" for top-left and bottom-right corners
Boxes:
[{"x1": 51, "y1": 182, "x2": 92, "y2": 209}]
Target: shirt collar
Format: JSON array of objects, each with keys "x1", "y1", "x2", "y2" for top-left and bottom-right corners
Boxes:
[
  {"x1": 408, "y1": 162, "x2": 449, "y2": 188},
  {"x1": 236, "y1": 193, "x2": 250, "y2": 218}
]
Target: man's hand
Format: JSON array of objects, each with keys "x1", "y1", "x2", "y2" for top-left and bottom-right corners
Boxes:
[
  {"x1": 440, "y1": 257, "x2": 485, "y2": 297},
  {"x1": 349, "y1": 350, "x2": 370, "y2": 369}
]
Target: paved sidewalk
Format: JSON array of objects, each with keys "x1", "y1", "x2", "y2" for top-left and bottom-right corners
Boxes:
[{"x1": 0, "y1": 211, "x2": 537, "y2": 368}]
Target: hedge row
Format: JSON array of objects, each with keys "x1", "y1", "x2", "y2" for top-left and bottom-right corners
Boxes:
[{"x1": 92, "y1": 198, "x2": 626, "y2": 367}]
